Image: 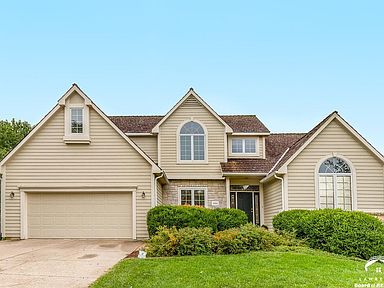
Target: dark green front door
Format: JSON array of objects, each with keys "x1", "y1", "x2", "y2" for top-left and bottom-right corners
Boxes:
[{"x1": 236, "y1": 192, "x2": 253, "y2": 223}]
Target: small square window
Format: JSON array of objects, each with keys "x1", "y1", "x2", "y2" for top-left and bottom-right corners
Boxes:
[
  {"x1": 244, "y1": 139, "x2": 256, "y2": 153},
  {"x1": 232, "y1": 139, "x2": 243, "y2": 153}
]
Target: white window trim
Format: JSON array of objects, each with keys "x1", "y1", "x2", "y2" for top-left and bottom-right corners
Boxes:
[
  {"x1": 178, "y1": 187, "x2": 208, "y2": 207},
  {"x1": 318, "y1": 173, "x2": 352, "y2": 209},
  {"x1": 176, "y1": 119, "x2": 208, "y2": 164},
  {"x1": 314, "y1": 154, "x2": 357, "y2": 210},
  {"x1": 229, "y1": 137, "x2": 258, "y2": 157},
  {"x1": 63, "y1": 104, "x2": 90, "y2": 143}
]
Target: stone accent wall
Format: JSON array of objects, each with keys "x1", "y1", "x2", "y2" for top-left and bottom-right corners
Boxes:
[{"x1": 162, "y1": 180, "x2": 227, "y2": 208}]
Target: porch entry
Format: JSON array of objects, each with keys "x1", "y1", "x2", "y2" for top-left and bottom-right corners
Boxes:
[{"x1": 229, "y1": 185, "x2": 260, "y2": 225}]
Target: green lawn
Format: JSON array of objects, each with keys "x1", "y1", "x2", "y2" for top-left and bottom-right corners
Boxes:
[{"x1": 91, "y1": 247, "x2": 383, "y2": 288}]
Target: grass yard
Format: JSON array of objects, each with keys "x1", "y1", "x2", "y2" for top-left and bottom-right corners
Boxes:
[{"x1": 91, "y1": 247, "x2": 383, "y2": 288}]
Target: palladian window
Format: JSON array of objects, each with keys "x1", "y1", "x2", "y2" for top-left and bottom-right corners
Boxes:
[
  {"x1": 179, "y1": 121, "x2": 205, "y2": 161},
  {"x1": 318, "y1": 157, "x2": 352, "y2": 210}
]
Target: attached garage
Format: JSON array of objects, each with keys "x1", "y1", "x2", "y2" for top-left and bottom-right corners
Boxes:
[{"x1": 25, "y1": 192, "x2": 133, "y2": 239}]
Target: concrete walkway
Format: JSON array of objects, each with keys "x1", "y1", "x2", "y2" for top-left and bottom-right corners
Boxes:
[{"x1": 0, "y1": 239, "x2": 142, "y2": 288}]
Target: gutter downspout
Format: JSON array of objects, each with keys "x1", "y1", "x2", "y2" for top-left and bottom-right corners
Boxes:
[
  {"x1": 274, "y1": 174, "x2": 285, "y2": 212},
  {"x1": 153, "y1": 171, "x2": 164, "y2": 207}
]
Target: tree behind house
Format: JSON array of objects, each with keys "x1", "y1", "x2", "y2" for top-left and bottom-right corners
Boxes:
[{"x1": 0, "y1": 119, "x2": 32, "y2": 160}]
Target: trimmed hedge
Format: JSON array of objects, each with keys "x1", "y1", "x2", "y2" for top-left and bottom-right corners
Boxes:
[
  {"x1": 146, "y1": 224, "x2": 298, "y2": 257},
  {"x1": 273, "y1": 209, "x2": 384, "y2": 259},
  {"x1": 272, "y1": 209, "x2": 311, "y2": 238},
  {"x1": 147, "y1": 205, "x2": 248, "y2": 236}
]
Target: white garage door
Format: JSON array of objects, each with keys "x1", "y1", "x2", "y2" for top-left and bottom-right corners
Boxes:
[{"x1": 27, "y1": 192, "x2": 132, "y2": 238}]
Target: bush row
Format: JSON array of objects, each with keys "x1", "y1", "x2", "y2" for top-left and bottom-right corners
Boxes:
[
  {"x1": 272, "y1": 209, "x2": 384, "y2": 260},
  {"x1": 147, "y1": 205, "x2": 248, "y2": 236},
  {"x1": 146, "y1": 224, "x2": 299, "y2": 257}
]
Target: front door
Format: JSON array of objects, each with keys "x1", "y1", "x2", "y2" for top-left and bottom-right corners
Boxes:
[
  {"x1": 237, "y1": 192, "x2": 253, "y2": 222},
  {"x1": 230, "y1": 190, "x2": 260, "y2": 225}
]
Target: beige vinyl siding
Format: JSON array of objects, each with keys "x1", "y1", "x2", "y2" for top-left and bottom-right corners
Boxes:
[
  {"x1": 159, "y1": 95, "x2": 225, "y2": 179},
  {"x1": 287, "y1": 119, "x2": 384, "y2": 212},
  {"x1": 156, "y1": 180, "x2": 163, "y2": 205},
  {"x1": 130, "y1": 136, "x2": 158, "y2": 163},
  {"x1": 4, "y1": 99, "x2": 152, "y2": 238},
  {"x1": 263, "y1": 179, "x2": 282, "y2": 228},
  {"x1": 228, "y1": 136, "x2": 264, "y2": 158}
]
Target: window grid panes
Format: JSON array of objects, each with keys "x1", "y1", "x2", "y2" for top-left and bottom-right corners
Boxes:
[
  {"x1": 180, "y1": 188, "x2": 205, "y2": 207},
  {"x1": 245, "y1": 139, "x2": 256, "y2": 153},
  {"x1": 318, "y1": 157, "x2": 352, "y2": 211},
  {"x1": 180, "y1": 121, "x2": 205, "y2": 161},
  {"x1": 70, "y1": 108, "x2": 84, "y2": 134},
  {"x1": 337, "y1": 176, "x2": 352, "y2": 210},
  {"x1": 180, "y1": 136, "x2": 192, "y2": 160},
  {"x1": 193, "y1": 135, "x2": 205, "y2": 160},
  {"x1": 194, "y1": 190, "x2": 205, "y2": 207},
  {"x1": 231, "y1": 138, "x2": 256, "y2": 154},
  {"x1": 180, "y1": 190, "x2": 192, "y2": 205},
  {"x1": 232, "y1": 139, "x2": 243, "y2": 153},
  {"x1": 319, "y1": 176, "x2": 334, "y2": 208}
]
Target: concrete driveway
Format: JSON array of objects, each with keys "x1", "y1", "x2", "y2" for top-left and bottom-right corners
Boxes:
[{"x1": 0, "y1": 239, "x2": 142, "y2": 288}]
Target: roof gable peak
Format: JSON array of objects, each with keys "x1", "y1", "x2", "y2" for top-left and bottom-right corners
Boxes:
[
  {"x1": 58, "y1": 83, "x2": 92, "y2": 106},
  {"x1": 151, "y1": 88, "x2": 233, "y2": 133}
]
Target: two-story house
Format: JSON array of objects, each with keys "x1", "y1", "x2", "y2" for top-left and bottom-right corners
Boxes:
[{"x1": 1, "y1": 84, "x2": 383, "y2": 239}]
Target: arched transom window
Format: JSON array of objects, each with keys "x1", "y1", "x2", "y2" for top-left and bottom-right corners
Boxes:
[
  {"x1": 180, "y1": 121, "x2": 205, "y2": 161},
  {"x1": 318, "y1": 157, "x2": 352, "y2": 210}
]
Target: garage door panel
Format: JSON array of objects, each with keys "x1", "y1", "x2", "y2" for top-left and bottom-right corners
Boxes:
[{"x1": 27, "y1": 192, "x2": 132, "y2": 238}]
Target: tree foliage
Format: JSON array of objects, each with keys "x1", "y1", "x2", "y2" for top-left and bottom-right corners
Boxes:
[{"x1": 0, "y1": 119, "x2": 32, "y2": 160}]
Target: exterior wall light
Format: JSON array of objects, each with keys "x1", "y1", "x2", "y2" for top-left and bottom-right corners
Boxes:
[
  {"x1": 141, "y1": 191, "x2": 146, "y2": 199},
  {"x1": 9, "y1": 192, "x2": 15, "y2": 199}
]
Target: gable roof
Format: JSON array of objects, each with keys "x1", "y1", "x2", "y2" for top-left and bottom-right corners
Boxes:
[
  {"x1": 110, "y1": 114, "x2": 269, "y2": 134},
  {"x1": 151, "y1": 88, "x2": 233, "y2": 133},
  {"x1": 221, "y1": 133, "x2": 304, "y2": 174},
  {"x1": 268, "y1": 111, "x2": 384, "y2": 176},
  {"x1": 0, "y1": 84, "x2": 162, "y2": 173}
]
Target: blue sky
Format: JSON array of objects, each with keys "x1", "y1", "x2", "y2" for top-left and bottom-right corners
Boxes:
[{"x1": 1, "y1": 1, "x2": 383, "y2": 152}]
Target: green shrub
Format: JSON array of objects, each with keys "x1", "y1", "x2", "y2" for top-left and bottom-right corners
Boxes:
[
  {"x1": 305, "y1": 209, "x2": 384, "y2": 259},
  {"x1": 273, "y1": 209, "x2": 384, "y2": 260},
  {"x1": 145, "y1": 226, "x2": 179, "y2": 257},
  {"x1": 176, "y1": 227, "x2": 213, "y2": 256},
  {"x1": 272, "y1": 210, "x2": 311, "y2": 238},
  {"x1": 146, "y1": 224, "x2": 298, "y2": 257},
  {"x1": 213, "y1": 228, "x2": 245, "y2": 254},
  {"x1": 214, "y1": 208, "x2": 248, "y2": 231},
  {"x1": 147, "y1": 205, "x2": 247, "y2": 236}
]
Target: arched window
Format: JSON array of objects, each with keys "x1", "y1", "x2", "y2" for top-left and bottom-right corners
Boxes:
[
  {"x1": 318, "y1": 157, "x2": 352, "y2": 210},
  {"x1": 179, "y1": 121, "x2": 205, "y2": 161}
]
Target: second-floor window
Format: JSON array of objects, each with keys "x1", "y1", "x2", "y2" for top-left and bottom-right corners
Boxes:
[
  {"x1": 180, "y1": 121, "x2": 205, "y2": 161},
  {"x1": 232, "y1": 138, "x2": 256, "y2": 154},
  {"x1": 70, "y1": 107, "x2": 84, "y2": 134}
]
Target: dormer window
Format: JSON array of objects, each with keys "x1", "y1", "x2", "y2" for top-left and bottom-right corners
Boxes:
[
  {"x1": 231, "y1": 138, "x2": 257, "y2": 155},
  {"x1": 70, "y1": 108, "x2": 84, "y2": 134}
]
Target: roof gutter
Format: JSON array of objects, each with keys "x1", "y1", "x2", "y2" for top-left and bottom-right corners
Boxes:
[{"x1": 153, "y1": 171, "x2": 167, "y2": 207}]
